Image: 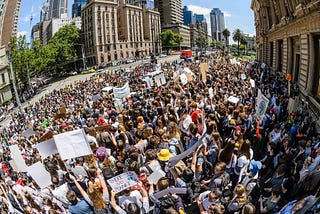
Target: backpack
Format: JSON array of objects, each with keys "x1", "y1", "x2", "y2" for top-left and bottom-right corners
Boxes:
[{"x1": 154, "y1": 195, "x2": 177, "y2": 214}]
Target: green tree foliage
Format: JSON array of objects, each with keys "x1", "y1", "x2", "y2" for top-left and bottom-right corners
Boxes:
[
  {"x1": 9, "y1": 24, "x2": 80, "y2": 82},
  {"x1": 233, "y1": 29, "x2": 243, "y2": 56},
  {"x1": 222, "y1": 28, "x2": 230, "y2": 46},
  {"x1": 196, "y1": 36, "x2": 209, "y2": 49},
  {"x1": 160, "y1": 30, "x2": 184, "y2": 51},
  {"x1": 211, "y1": 41, "x2": 224, "y2": 50}
]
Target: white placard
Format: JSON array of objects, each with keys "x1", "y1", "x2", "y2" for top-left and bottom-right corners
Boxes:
[
  {"x1": 209, "y1": 87, "x2": 214, "y2": 99},
  {"x1": 227, "y1": 96, "x2": 240, "y2": 104},
  {"x1": 9, "y1": 145, "x2": 27, "y2": 172},
  {"x1": 154, "y1": 72, "x2": 166, "y2": 87},
  {"x1": 107, "y1": 171, "x2": 139, "y2": 193},
  {"x1": 35, "y1": 139, "x2": 58, "y2": 158},
  {"x1": 113, "y1": 82, "x2": 130, "y2": 99},
  {"x1": 250, "y1": 79, "x2": 255, "y2": 88},
  {"x1": 54, "y1": 129, "x2": 92, "y2": 160},
  {"x1": 21, "y1": 128, "x2": 36, "y2": 138},
  {"x1": 148, "y1": 170, "x2": 166, "y2": 184},
  {"x1": 92, "y1": 93, "x2": 101, "y2": 102},
  {"x1": 180, "y1": 73, "x2": 188, "y2": 85},
  {"x1": 241, "y1": 73, "x2": 246, "y2": 80},
  {"x1": 27, "y1": 162, "x2": 52, "y2": 189}
]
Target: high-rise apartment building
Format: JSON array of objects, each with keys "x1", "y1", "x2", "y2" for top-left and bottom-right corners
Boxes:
[
  {"x1": 82, "y1": 0, "x2": 161, "y2": 66},
  {"x1": 72, "y1": 0, "x2": 87, "y2": 17},
  {"x1": 183, "y1": 6, "x2": 192, "y2": 25},
  {"x1": 210, "y1": 8, "x2": 225, "y2": 42},
  {"x1": 155, "y1": 0, "x2": 190, "y2": 49},
  {"x1": 49, "y1": 0, "x2": 69, "y2": 19},
  {"x1": 0, "y1": 0, "x2": 21, "y2": 50}
]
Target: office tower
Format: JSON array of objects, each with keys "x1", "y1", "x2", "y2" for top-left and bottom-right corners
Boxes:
[
  {"x1": 0, "y1": 0, "x2": 22, "y2": 50},
  {"x1": 193, "y1": 14, "x2": 205, "y2": 23},
  {"x1": 48, "y1": 0, "x2": 69, "y2": 19},
  {"x1": 183, "y1": 6, "x2": 192, "y2": 25},
  {"x1": 72, "y1": 0, "x2": 87, "y2": 17},
  {"x1": 210, "y1": 8, "x2": 225, "y2": 41}
]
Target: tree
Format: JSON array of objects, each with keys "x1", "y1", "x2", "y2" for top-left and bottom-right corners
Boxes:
[
  {"x1": 211, "y1": 41, "x2": 224, "y2": 50},
  {"x1": 240, "y1": 36, "x2": 248, "y2": 55},
  {"x1": 196, "y1": 36, "x2": 209, "y2": 51},
  {"x1": 160, "y1": 30, "x2": 183, "y2": 51},
  {"x1": 222, "y1": 28, "x2": 230, "y2": 46},
  {"x1": 48, "y1": 24, "x2": 80, "y2": 65},
  {"x1": 233, "y1": 29, "x2": 243, "y2": 56}
]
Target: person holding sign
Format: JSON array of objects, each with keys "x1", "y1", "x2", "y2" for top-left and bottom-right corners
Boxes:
[
  {"x1": 110, "y1": 182, "x2": 150, "y2": 214},
  {"x1": 67, "y1": 168, "x2": 111, "y2": 214}
]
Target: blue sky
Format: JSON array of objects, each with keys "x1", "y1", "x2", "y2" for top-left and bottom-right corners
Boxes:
[{"x1": 18, "y1": 0, "x2": 255, "y2": 42}]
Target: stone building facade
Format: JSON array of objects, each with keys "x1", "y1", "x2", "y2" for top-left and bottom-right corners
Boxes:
[
  {"x1": 251, "y1": 0, "x2": 320, "y2": 120},
  {"x1": 82, "y1": 0, "x2": 161, "y2": 66}
]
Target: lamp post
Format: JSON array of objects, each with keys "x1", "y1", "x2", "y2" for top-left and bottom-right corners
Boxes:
[
  {"x1": 8, "y1": 45, "x2": 24, "y2": 114},
  {"x1": 151, "y1": 22, "x2": 156, "y2": 64}
]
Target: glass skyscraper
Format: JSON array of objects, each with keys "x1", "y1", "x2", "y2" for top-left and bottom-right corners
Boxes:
[{"x1": 72, "y1": 0, "x2": 86, "y2": 17}]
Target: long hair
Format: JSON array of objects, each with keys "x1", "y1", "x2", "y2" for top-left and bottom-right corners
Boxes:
[
  {"x1": 167, "y1": 121, "x2": 181, "y2": 139},
  {"x1": 219, "y1": 139, "x2": 235, "y2": 164},
  {"x1": 238, "y1": 139, "x2": 251, "y2": 160},
  {"x1": 234, "y1": 184, "x2": 247, "y2": 205},
  {"x1": 87, "y1": 187, "x2": 106, "y2": 211}
]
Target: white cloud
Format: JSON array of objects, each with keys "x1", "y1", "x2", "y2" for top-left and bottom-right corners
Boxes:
[
  {"x1": 17, "y1": 31, "x2": 27, "y2": 38},
  {"x1": 222, "y1": 11, "x2": 232, "y2": 17}
]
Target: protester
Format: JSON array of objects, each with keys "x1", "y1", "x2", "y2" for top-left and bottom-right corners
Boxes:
[{"x1": 0, "y1": 51, "x2": 319, "y2": 213}]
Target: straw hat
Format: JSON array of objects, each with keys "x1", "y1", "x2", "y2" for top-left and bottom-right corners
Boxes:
[{"x1": 157, "y1": 149, "x2": 173, "y2": 161}]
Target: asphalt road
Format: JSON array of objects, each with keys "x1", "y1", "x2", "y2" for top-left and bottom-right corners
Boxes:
[{"x1": 1, "y1": 55, "x2": 180, "y2": 127}]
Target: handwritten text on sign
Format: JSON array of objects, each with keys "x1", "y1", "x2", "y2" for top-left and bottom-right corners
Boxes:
[{"x1": 107, "y1": 171, "x2": 138, "y2": 193}]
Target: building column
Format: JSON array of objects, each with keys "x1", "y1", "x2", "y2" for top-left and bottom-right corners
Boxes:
[
  {"x1": 306, "y1": 35, "x2": 315, "y2": 95},
  {"x1": 282, "y1": 38, "x2": 288, "y2": 74},
  {"x1": 273, "y1": 41, "x2": 278, "y2": 71},
  {"x1": 287, "y1": 37, "x2": 293, "y2": 74},
  {"x1": 299, "y1": 34, "x2": 309, "y2": 90}
]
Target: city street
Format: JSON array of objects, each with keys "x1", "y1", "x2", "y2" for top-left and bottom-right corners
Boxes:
[{"x1": 0, "y1": 55, "x2": 180, "y2": 127}]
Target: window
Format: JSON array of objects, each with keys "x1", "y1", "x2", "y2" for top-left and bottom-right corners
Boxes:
[{"x1": 1, "y1": 73, "x2": 5, "y2": 84}]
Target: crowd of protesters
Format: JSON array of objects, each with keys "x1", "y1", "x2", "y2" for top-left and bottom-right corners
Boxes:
[{"x1": 0, "y1": 52, "x2": 319, "y2": 214}]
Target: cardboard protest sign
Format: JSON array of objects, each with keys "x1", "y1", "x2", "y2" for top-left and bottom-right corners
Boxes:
[
  {"x1": 256, "y1": 90, "x2": 269, "y2": 121},
  {"x1": 35, "y1": 139, "x2": 58, "y2": 158},
  {"x1": 9, "y1": 160, "x2": 18, "y2": 171},
  {"x1": 185, "y1": 73, "x2": 193, "y2": 82},
  {"x1": 54, "y1": 129, "x2": 92, "y2": 160},
  {"x1": 39, "y1": 131, "x2": 54, "y2": 142},
  {"x1": 227, "y1": 96, "x2": 240, "y2": 104},
  {"x1": 148, "y1": 170, "x2": 166, "y2": 184},
  {"x1": 209, "y1": 87, "x2": 214, "y2": 99},
  {"x1": 27, "y1": 162, "x2": 52, "y2": 189},
  {"x1": 107, "y1": 171, "x2": 139, "y2": 193},
  {"x1": 154, "y1": 72, "x2": 166, "y2": 87},
  {"x1": 113, "y1": 82, "x2": 130, "y2": 99},
  {"x1": 200, "y1": 62, "x2": 208, "y2": 82},
  {"x1": 173, "y1": 72, "x2": 180, "y2": 82},
  {"x1": 180, "y1": 73, "x2": 188, "y2": 85},
  {"x1": 241, "y1": 73, "x2": 246, "y2": 80},
  {"x1": 9, "y1": 145, "x2": 28, "y2": 172},
  {"x1": 21, "y1": 128, "x2": 36, "y2": 138}
]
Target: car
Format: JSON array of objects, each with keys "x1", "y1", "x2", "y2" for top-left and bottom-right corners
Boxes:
[
  {"x1": 144, "y1": 56, "x2": 151, "y2": 59},
  {"x1": 159, "y1": 54, "x2": 167, "y2": 58},
  {"x1": 126, "y1": 59, "x2": 135, "y2": 64},
  {"x1": 94, "y1": 69, "x2": 105, "y2": 75}
]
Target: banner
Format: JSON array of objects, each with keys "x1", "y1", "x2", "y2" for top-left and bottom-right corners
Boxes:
[
  {"x1": 200, "y1": 63, "x2": 208, "y2": 82},
  {"x1": 35, "y1": 139, "x2": 58, "y2": 158},
  {"x1": 256, "y1": 90, "x2": 269, "y2": 121},
  {"x1": 113, "y1": 82, "x2": 130, "y2": 99},
  {"x1": 9, "y1": 145, "x2": 28, "y2": 172},
  {"x1": 27, "y1": 162, "x2": 52, "y2": 189},
  {"x1": 107, "y1": 171, "x2": 139, "y2": 193},
  {"x1": 152, "y1": 187, "x2": 187, "y2": 199},
  {"x1": 154, "y1": 72, "x2": 166, "y2": 87},
  {"x1": 54, "y1": 129, "x2": 92, "y2": 160}
]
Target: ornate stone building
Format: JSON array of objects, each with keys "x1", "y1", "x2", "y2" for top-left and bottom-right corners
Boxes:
[
  {"x1": 82, "y1": 0, "x2": 161, "y2": 66},
  {"x1": 251, "y1": 0, "x2": 320, "y2": 120}
]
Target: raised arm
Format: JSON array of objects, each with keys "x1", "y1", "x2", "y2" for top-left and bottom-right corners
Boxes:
[
  {"x1": 97, "y1": 168, "x2": 109, "y2": 195},
  {"x1": 69, "y1": 174, "x2": 88, "y2": 199}
]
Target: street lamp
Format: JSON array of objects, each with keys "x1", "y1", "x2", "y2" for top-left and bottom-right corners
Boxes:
[{"x1": 8, "y1": 44, "x2": 24, "y2": 114}]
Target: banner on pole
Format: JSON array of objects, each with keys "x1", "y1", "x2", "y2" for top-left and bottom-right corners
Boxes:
[{"x1": 113, "y1": 82, "x2": 130, "y2": 99}]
